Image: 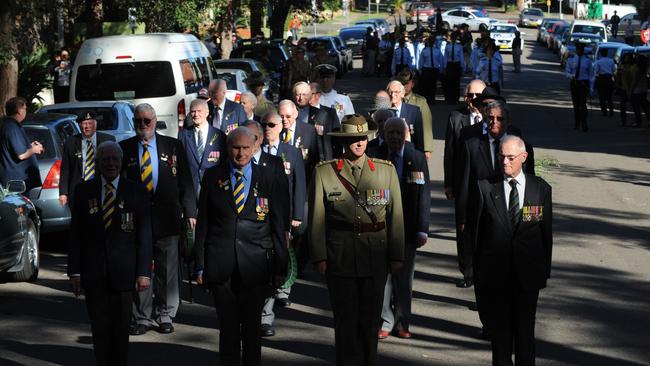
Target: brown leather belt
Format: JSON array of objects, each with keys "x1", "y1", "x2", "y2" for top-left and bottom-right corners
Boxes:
[{"x1": 329, "y1": 220, "x2": 386, "y2": 233}]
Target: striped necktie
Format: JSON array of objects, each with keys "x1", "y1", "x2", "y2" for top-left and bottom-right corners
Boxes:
[
  {"x1": 508, "y1": 179, "x2": 520, "y2": 226},
  {"x1": 197, "y1": 128, "x2": 205, "y2": 157},
  {"x1": 233, "y1": 170, "x2": 245, "y2": 214},
  {"x1": 141, "y1": 143, "x2": 154, "y2": 192},
  {"x1": 102, "y1": 182, "x2": 115, "y2": 230},
  {"x1": 283, "y1": 129, "x2": 292, "y2": 144},
  {"x1": 83, "y1": 139, "x2": 95, "y2": 181}
]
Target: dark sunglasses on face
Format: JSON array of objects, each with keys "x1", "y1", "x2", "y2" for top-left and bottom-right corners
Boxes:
[
  {"x1": 487, "y1": 115, "x2": 504, "y2": 122},
  {"x1": 134, "y1": 118, "x2": 153, "y2": 126},
  {"x1": 264, "y1": 122, "x2": 279, "y2": 128},
  {"x1": 466, "y1": 92, "x2": 480, "y2": 99}
]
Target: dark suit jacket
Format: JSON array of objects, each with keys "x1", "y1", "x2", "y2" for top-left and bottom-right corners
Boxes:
[
  {"x1": 120, "y1": 134, "x2": 196, "y2": 239},
  {"x1": 68, "y1": 177, "x2": 152, "y2": 292},
  {"x1": 256, "y1": 151, "x2": 291, "y2": 230},
  {"x1": 276, "y1": 143, "x2": 307, "y2": 222},
  {"x1": 307, "y1": 105, "x2": 341, "y2": 160},
  {"x1": 369, "y1": 142, "x2": 430, "y2": 245},
  {"x1": 284, "y1": 122, "x2": 320, "y2": 179},
  {"x1": 178, "y1": 124, "x2": 226, "y2": 200},
  {"x1": 444, "y1": 107, "x2": 472, "y2": 192},
  {"x1": 60, "y1": 132, "x2": 115, "y2": 204},
  {"x1": 207, "y1": 99, "x2": 248, "y2": 132},
  {"x1": 194, "y1": 163, "x2": 288, "y2": 287},
  {"x1": 456, "y1": 124, "x2": 535, "y2": 225},
  {"x1": 398, "y1": 102, "x2": 425, "y2": 153},
  {"x1": 466, "y1": 175, "x2": 553, "y2": 290}
]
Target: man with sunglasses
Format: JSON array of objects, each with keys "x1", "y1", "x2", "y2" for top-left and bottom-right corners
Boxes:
[
  {"x1": 465, "y1": 135, "x2": 552, "y2": 366},
  {"x1": 443, "y1": 80, "x2": 486, "y2": 289},
  {"x1": 120, "y1": 103, "x2": 196, "y2": 336},
  {"x1": 456, "y1": 97, "x2": 535, "y2": 339}
]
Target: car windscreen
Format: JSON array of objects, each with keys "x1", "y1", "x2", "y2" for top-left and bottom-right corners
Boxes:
[
  {"x1": 491, "y1": 25, "x2": 516, "y2": 33},
  {"x1": 472, "y1": 10, "x2": 487, "y2": 17},
  {"x1": 572, "y1": 25, "x2": 606, "y2": 38},
  {"x1": 44, "y1": 107, "x2": 119, "y2": 130},
  {"x1": 306, "y1": 39, "x2": 333, "y2": 51},
  {"x1": 569, "y1": 35, "x2": 602, "y2": 47},
  {"x1": 24, "y1": 127, "x2": 56, "y2": 160},
  {"x1": 524, "y1": 9, "x2": 543, "y2": 16},
  {"x1": 219, "y1": 73, "x2": 238, "y2": 90},
  {"x1": 75, "y1": 61, "x2": 176, "y2": 101},
  {"x1": 340, "y1": 29, "x2": 367, "y2": 40}
]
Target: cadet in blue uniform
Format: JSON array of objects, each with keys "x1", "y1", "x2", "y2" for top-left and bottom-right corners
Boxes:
[
  {"x1": 391, "y1": 37, "x2": 415, "y2": 76},
  {"x1": 593, "y1": 48, "x2": 617, "y2": 117},
  {"x1": 565, "y1": 42, "x2": 594, "y2": 131},
  {"x1": 443, "y1": 32, "x2": 465, "y2": 104},
  {"x1": 417, "y1": 36, "x2": 444, "y2": 103},
  {"x1": 477, "y1": 42, "x2": 504, "y2": 94}
]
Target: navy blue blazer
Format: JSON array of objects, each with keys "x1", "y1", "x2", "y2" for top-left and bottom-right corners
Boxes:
[
  {"x1": 207, "y1": 99, "x2": 248, "y2": 132},
  {"x1": 399, "y1": 102, "x2": 425, "y2": 153},
  {"x1": 178, "y1": 124, "x2": 227, "y2": 201},
  {"x1": 283, "y1": 122, "x2": 319, "y2": 179},
  {"x1": 276, "y1": 143, "x2": 306, "y2": 222}
]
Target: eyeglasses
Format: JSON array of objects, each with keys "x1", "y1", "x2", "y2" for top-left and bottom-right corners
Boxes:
[
  {"x1": 466, "y1": 92, "x2": 480, "y2": 99},
  {"x1": 134, "y1": 118, "x2": 153, "y2": 125},
  {"x1": 264, "y1": 122, "x2": 279, "y2": 128},
  {"x1": 487, "y1": 115, "x2": 504, "y2": 122},
  {"x1": 499, "y1": 153, "x2": 523, "y2": 161}
]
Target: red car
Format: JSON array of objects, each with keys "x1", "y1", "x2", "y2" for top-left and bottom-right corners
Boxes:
[{"x1": 408, "y1": 2, "x2": 435, "y2": 24}]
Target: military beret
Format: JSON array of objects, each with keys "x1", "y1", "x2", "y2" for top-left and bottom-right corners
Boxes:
[
  {"x1": 197, "y1": 88, "x2": 210, "y2": 99},
  {"x1": 394, "y1": 69, "x2": 416, "y2": 84},
  {"x1": 244, "y1": 71, "x2": 266, "y2": 87},
  {"x1": 79, "y1": 111, "x2": 96, "y2": 122}
]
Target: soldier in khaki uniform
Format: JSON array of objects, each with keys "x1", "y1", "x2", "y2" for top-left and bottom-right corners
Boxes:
[
  {"x1": 396, "y1": 69, "x2": 434, "y2": 160},
  {"x1": 309, "y1": 114, "x2": 405, "y2": 366},
  {"x1": 245, "y1": 72, "x2": 275, "y2": 118},
  {"x1": 284, "y1": 46, "x2": 312, "y2": 93}
]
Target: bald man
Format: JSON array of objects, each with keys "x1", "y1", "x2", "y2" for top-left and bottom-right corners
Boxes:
[
  {"x1": 293, "y1": 81, "x2": 340, "y2": 160},
  {"x1": 206, "y1": 79, "x2": 247, "y2": 133}
]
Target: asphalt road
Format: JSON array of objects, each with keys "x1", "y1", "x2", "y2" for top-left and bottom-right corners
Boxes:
[{"x1": 2, "y1": 4, "x2": 650, "y2": 366}]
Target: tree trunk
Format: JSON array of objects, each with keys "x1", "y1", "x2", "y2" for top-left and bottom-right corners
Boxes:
[
  {"x1": 0, "y1": 2, "x2": 17, "y2": 115},
  {"x1": 86, "y1": 0, "x2": 104, "y2": 38},
  {"x1": 250, "y1": 0, "x2": 264, "y2": 37},
  {"x1": 220, "y1": 1, "x2": 235, "y2": 59},
  {"x1": 269, "y1": 0, "x2": 292, "y2": 39},
  {"x1": 517, "y1": 0, "x2": 525, "y2": 11}
]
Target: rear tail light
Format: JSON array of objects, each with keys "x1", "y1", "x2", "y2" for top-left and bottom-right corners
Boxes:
[
  {"x1": 177, "y1": 99, "x2": 186, "y2": 125},
  {"x1": 42, "y1": 159, "x2": 61, "y2": 189},
  {"x1": 234, "y1": 92, "x2": 241, "y2": 103}
]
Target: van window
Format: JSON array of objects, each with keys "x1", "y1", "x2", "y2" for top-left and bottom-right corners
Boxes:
[
  {"x1": 76, "y1": 61, "x2": 175, "y2": 100},
  {"x1": 572, "y1": 24, "x2": 605, "y2": 38}
]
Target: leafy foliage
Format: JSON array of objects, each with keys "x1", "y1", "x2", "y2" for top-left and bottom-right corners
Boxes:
[{"x1": 17, "y1": 48, "x2": 53, "y2": 111}]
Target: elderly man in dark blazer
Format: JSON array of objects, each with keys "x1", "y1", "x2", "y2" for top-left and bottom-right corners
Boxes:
[
  {"x1": 178, "y1": 99, "x2": 227, "y2": 196},
  {"x1": 386, "y1": 80, "x2": 425, "y2": 153},
  {"x1": 443, "y1": 80, "x2": 486, "y2": 287},
  {"x1": 207, "y1": 79, "x2": 248, "y2": 133},
  {"x1": 60, "y1": 112, "x2": 115, "y2": 207},
  {"x1": 278, "y1": 99, "x2": 320, "y2": 178},
  {"x1": 120, "y1": 103, "x2": 196, "y2": 336},
  {"x1": 195, "y1": 127, "x2": 288, "y2": 366},
  {"x1": 292, "y1": 81, "x2": 341, "y2": 160},
  {"x1": 68, "y1": 141, "x2": 152, "y2": 366},
  {"x1": 465, "y1": 135, "x2": 552, "y2": 366},
  {"x1": 368, "y1": 117, "x2": 430, "y2": 340}
]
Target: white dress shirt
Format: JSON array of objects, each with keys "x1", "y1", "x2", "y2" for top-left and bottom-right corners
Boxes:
[{"x1": 504, "y1": 170, "x2": 526, "y2": 210}]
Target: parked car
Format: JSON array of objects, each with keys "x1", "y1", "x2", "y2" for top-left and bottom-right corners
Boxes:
[
  {"x1": 552, "y1": 26, "x2": 572, "y2": 55},
  {"x1": 407, "y1": 2, "x2": 435, "y2": 24},
  {"x1": 355, "y1": 18, "x2": 390, "y2": 35},
  {"x1": 594, "y1": 42, "x2": 629, "y2": 61},
  {"x1": 38, "y1": 101, "x2": 135, "y2": 142},
  {"x1": 542, "y1": 20, "x2": 568, "y2": 48},
  {"x1": 602, "y1": 12, "x2": 642, "y2": 36},
  {"x1": 339, "y1": 26, "x2": 368, "y2": 58},
  {"x1": 537, "y1": 18, "x2": 563, "y2": 43},
  {"x1": 305, "y1": 37, "x2": 346, "y2": 76},
  {"x1": 22, "y1": 113, "x2": 80, "y2": 233},
  {"x1": 213, "y1": 58, "x2": 275, "y2": 100},
  {"x1": 0, "y1": 180, "x2": 40, "y2": 283},
  {"x1": 560, "y1": 33, "x2": 603, "y2": 67},
  {"x1": 568, "y1": 20, "x2": 608, "y2": 42},
  {"x1": 547, "y1": 24, "x2": 569, "y2": 51},
  {"x1": 215, "y1": 68, "x2": 249, "y2": 102},
  {"x1": 489, "y1": 23, "x2": 521, "y2": 53},
  {"x1": 613, "y1": 44, "x2": 636, "y2": 64},
  {"x1": 230, "y1": 40, "x2": 289, "y2": 100},
  {"x1": 519, "y1": 8, "x2": 544, "y2": 28},
  {"x1": 332, "y1": 36, "x2": 354, "y2": 71},
  {"x1": 438, "y1": 8, "x2": 496, "y2": 31}
]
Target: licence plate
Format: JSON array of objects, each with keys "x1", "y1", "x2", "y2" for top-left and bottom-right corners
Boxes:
[
  {"x1": 531, "y1": 21, "x2": 538, "y2": 26},
  {"x1": 347, "y1": 41, "x2": 358, "y2": 45},
  {"x1": 500, "y1": 44, "x2": 510, "y2": 48}
]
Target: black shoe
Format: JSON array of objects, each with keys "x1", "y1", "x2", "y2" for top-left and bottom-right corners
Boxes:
[
  {"x1": 260, "y1": 324, "x2": 275, "y2": 337},
  {"x1": 276, "y1": 298, "x2": 291, "y2": 307},
  {"x1": 158, "y1": 322, "x2": 174, "y2": 334},
  {"x1": 456, "y1": 279, "x2": 473, "y2": 288},
  {"x1": 129, "y1": 324, "x2": 150, "y2": 336},
  {"x1": 479, "y1": 327, "x2": 491, "y2": 340}
]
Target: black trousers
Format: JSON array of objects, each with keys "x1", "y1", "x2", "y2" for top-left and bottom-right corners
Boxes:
[
  {"x1": 420, "y1": 67, "x2": 441, "y2": 104},
  {"x1": 596, "y1": 75, "x2": 614, "y2": 115},
  {"x1": 485, "y1": 285, "x2": 540, "y2": 366},
  {"x1": 327, "y1": 274, "x2": 386, "y2": 366},
  {"x1": 570, "y1": 80, "x2": 589, "y2": 129},
  {"x1": 631, "y1": 92, "x2": 650, "y2": 125},
  {"x1": 445, "y1": 62, "x2": 462, "y2": 104},
  {"x1": 618, "y1": 89, "x2": 629, "y2": 124},
  {"x1": 212, "y1": 274, "x2": 266, "y2": 366},
  {"x1": 85, "y1": 288, "x2": 132, "y2": 366}
]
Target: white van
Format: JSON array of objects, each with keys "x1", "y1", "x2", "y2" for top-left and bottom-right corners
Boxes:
[
  {"x1": 70, "y1": 33, "x2": 217, "y2": 138},
  {"x1": 568, "y1": 20, "x2": 608, "y2": 42}
]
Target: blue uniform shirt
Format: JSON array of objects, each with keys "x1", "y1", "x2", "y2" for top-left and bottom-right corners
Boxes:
[
  {"x1": 594, "y1": 57, "x2": 616, "y2": 76},
  {"x1": 418, "y1": 46, "x2": 444, "y2": 70}
]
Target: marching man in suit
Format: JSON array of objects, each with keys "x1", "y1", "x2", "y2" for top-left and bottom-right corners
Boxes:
[
  {"x1": 387, "y1": 80, "x2": 425, "y2": 153},
  {"x1": 178, "y1": 99, "x2": 227, "y2": 196},
  {"x1": 369, "y1": 117, "x2": 430, "y2": 340},
  {"x1": 293, "y1": 81, "x2": 340, "y2": 160},
  {"x1": 309, "y1": 114, "x2": 404, "y2": 366},
  {"x1": 279, "y1": 99, "x2": 320, "y2": 176},
  {"x1": 194, "y1": 127, "x2": 288, "y2": 366},
  {"x1": 59, "y1": 112, "x2": 115, "y2": 207},
  {"x1": 207, "y1": 79, "x2": 248, "y2": 133},
  {"x1": 68, "y1": 141, "x2": 152, "y2": 366},
  {"x1": 120, "y1": 103, "x2": 196, "y2": 336},
  {"x1": 466, "y1": 135, "x2": 553, "y2": 366}
]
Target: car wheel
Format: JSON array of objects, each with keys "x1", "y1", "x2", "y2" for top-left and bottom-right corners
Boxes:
[{"x1": 12, "y1": 219, "x2": 39, "y2": 282}]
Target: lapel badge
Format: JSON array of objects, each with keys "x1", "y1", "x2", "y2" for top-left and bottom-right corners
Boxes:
[
  {"x1": 128, "y1": 157, "x2": 138, "y2": 167},
  {"x1": 161, "y1": 153, "x2": 169, "y2": 162},
  {"x1": 253, "y1": 183, "x2": 259, "y2": 198},
  {"x1": 295, "y1": 136, "x2": 302, "y2": 148},
  {"x1": 88, "y1": 198, "x2": 99, "y2": 214},
  {"x1": 409, "y1": 124, "x2": 415, "y2": 135},
  {"x1": 315, "y1": 124, "x2": 324, "y2": 136},
  {"x1": 75, "y1": 151, "x2": 82, "y2": 159},
  {"x1": 208, "y1": 132, "x2": 218, "y2": 146},
  {"x1": 284, "y1": 161, "x2": 291, "y2": 175},
  {"x1": 218, "y1": 179, "x2": 230, "y2": 191},
  {"x1": 301, "y1": 148, "x2": 309, "y2": 160},
  {"x1": 118, "y1": 200, "x2": 125, "y2": 209}
]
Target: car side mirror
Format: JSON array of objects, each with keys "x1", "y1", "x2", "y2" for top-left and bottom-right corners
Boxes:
[
  {"x1": 6, "y1": 180, "x2": 26, "y2": 194},
  {"x1": 156, "y1": 121, "x2": 167, "y2": 130}
]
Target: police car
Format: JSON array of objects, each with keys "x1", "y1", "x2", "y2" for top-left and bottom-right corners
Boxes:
[{"x1": 489, "y1": 23, "x2": 521, "y2": 53}]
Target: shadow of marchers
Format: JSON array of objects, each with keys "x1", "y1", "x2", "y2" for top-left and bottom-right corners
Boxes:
[
  {"x1": 412, "y1": 290, "x2": 476, "y2": 309},
  {"x1": 0, "y1": 340, "x2": 95, "y2": 366},
  {"x1": 556, "y1": 163, "x2": 650, "y2": 188},
  {"x1": 129, "y1": 341, "x2": 216, "y2": 365}
]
